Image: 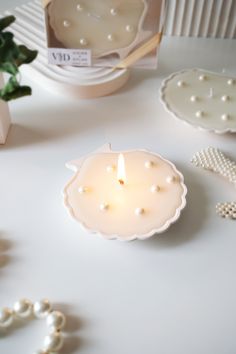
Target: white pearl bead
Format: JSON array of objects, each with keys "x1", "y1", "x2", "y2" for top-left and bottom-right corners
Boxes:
[
  {"x1": 150, "y1": 185, "x2": 160, "y2": 193},
  {"x1": 126, "y1": 25, "x2": 134, "y2": 32},
  {"x1": 227, "y1": 79, "x2": 234, "y2": 85},
  {"x1": 145, "y1": 161, "x2": 154, "y2": 169},
  {"x1": 13, "y1": 299, "x2": 32, "y2": 318},
  {"x1": 106, "y1": 165, "x2": 115, "y2": 173},
  {"x1": 0, "y1": 308, "x2": 13, "y2": 327},
  {"x1": 190, "y1": 95, "x2": 198, "y2": 102},
  {"x1": 78, "y1": 186, "x2": 87, "y2": 194},
  {"x1": 77, "y1": 4, "x2": 83, "y2": 11},
  {"x1": 107, "y1": 34, "x2": 114, "y2": 42},
  {"x1": 63, "y1": 20, "x2": 70, "y2": 28},
  {"x1": 46, "y1": 311, "x2": 66, "y2": 331},
  {"x1": 43, "y1": 332, "x2": 63, "y2": 352},
  {"x1": 135, "y1": 208, "x2": 145, "y2": 216},
  {"x1": 110, "y1": 8, "x2": 117, "y2": 16},
  {"x1": 33, "y1": 299, "x2": 51, "y2": 319},
  {"x1": 199, "y1": 74, "x2": 207, "y2": 81},
  {"x1": 166, "y1": 176, "x2": 176, "y2": 184},
  {"x1": 177, "y1": 80, "x2": 184, "y2": 87},
  {"x1": 195, "y1": 110, "x2": 204, "y2": 118},
  {"x1": 80, "y1": 38, "x2": 88, "y2": 46},
  {"x1": 100, "y1": 203, "x2": 109, "y2": 211},
  {"x1": 221, "y1": 95, "x2": 230, "y2": 102},
  {"x1": 221, "y1": 114, "x2": 230, "y2": 121}
]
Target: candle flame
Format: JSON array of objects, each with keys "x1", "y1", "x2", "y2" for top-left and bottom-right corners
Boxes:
[{"x1": 117, "y1": 154, "x2": 126, "y2": 185}]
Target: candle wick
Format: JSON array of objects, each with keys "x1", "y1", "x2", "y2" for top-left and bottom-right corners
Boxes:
[
  {"x1": 118, "y1": 179, "x2": 125, "y2": 186},
  {"x1": 209, "y1": 87, "x2": 214, "y2": 98}
]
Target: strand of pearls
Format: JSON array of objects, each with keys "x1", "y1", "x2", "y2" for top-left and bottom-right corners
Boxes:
[
  {"x1": 191, "y1": 147, "x2": 236, "y2": 220},
  {"x1": 0, "y1": 299, "x2": 66, "y2": 354}
]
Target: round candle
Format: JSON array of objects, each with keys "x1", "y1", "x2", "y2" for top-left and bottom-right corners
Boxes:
[
  {"x1": 160, "y1": 69, "x2": 236, "y2": 134},
  {"x1": 48, "y1": 0, "x2": 148, "y2": 58},
  {"x1": 64, "y1": 146, "x2": 187, "y2": 241}
]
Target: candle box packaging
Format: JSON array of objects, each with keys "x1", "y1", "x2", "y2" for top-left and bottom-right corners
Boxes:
[{"x1": 43, "y1": 0, "x2": 166, "y2": 68}]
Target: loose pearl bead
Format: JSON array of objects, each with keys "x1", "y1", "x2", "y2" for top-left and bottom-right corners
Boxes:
[
  {"x1": 145, "y1": 161, "x2": 154, "y2": 169},
  {"x1": 63, "y1": 20, "x2": 70, "y2": 28},
  {"x1": 177, "y1": 80, "x2": 184, "y2": 87},
  {"x1": 135, "y1": 208, "x2": 145, "y2": 216},
  {"x1": 166, "y1": 176, "x2": 176, "y2": 184},
  {"x1": 44, "y1": 332, "x2": 63, "y2": 352},
  {"x1": 46, "y1": 311, "x2": 66, "y2": 331},
  {"x1": 0, "y1": 308, "x2": 13, "y2": 327},
  {"x1": 190, "y1": 95, "x2": 198, "y2": 102},
  {"x1": 221, "y1": 114, "x2": 230, "y2": 121},
  {"x1": 195, "y1": 110, "x2": 204, "y2": 118},
  {"x1": 34, "y1": 299, "x2": 51, "y2": 319},
  {"x1": 80, "y1": 38, "x2": 88, "y2": 46},
  {"x1": 150, "y1": 185, "x2": 160, "y2": 193},
  {"x1": 14, "y1": 299, "x2": 32, "y2": 318},
  {"x1": 100, "y1": 203, "x2": 109, "y2": 211},
  {"x1": 199, "y1": 74, "x2": 206, "y2": 81},
  {"x1": 126, "y1": 25, "x2": 134, "y2": 32},
  {"x1": 221, "y1": 95, "x2": 230, "y2": 102},
  {"x1": 110, "y1": 8, "x2": 117, "y2": 16},
  {"x1": 107, "y1": 34, "x2": 114, "y2": 41}
]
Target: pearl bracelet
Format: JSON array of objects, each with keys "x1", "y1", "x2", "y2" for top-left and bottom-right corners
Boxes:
[{"x1": 0, "y1": 299, "x2": 66, "y2": 354}]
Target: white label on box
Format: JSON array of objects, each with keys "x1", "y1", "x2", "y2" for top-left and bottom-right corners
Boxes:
[{"x1": 48, "y1": 48, "x2": 92, "y2": 66}]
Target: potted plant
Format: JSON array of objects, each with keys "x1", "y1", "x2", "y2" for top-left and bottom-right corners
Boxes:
[{"x1": 0, "y1": 15, "x2": 38, "y2": 144}]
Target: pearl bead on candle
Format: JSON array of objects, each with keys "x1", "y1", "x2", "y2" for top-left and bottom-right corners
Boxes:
[
  {"x1": 221, "y1": 95, "x2": 230, "y2": 102},
  {"x1": 135, "y1": 208, "x2": 145, "y2": 216},
  {"x1": 199, "y1": 74, "x2": 207, "y2": 81},
  {"x1": 100, "y1": 203, "x2": 109, "y2": 211},
  {"x1": 106, "y1": 165, "x2": 115, "y2": 173},
  {"x1": 78, "y1": 186, "x2": 88, "y2": 194},
  {"x1": 221, "y1": 114, "x2": 230, "y2": 121},
  {"x1": 63, "y1": 20, "x2": 70, "y2": 27},
  {"x1": 145, "y1": 160, "x2": 154, "y2": 169},
  {"x1": 166, "y1": 176, "x2": 176, "y2": 184},
  {"x1": 110, "y1": 8, "x2": 117, "y2": 16},
  {"x1": 80, "y1": 38, "x2": 88, "y2": 46},
  {"x1": 150, "y1": 185, "x2": 160, "y2": 193},
  {"x1": 190, "y1": 95, "x2": 198, "y2": 102},
  {"x1": 195, "y1": 110, "x2": 204, "y2": 118},
  {"x1": 227, "y1": 79, "x2": 234, "y2": 85},
  {"x1": 126, "y1": 25, "x2": 134, "y2": 32},
  {"x1": 177, "y1": 80, "x2": 184, "y2": 87},
  {"x1": 107, "y1": 34, "x2": 114, "y2": 42},
  {"x1": 77, "y1": 4, "x2": 83, "y2": 11}
]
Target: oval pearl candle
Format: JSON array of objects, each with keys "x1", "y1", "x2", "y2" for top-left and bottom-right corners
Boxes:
[
  {"x1": 64, "y1": 145, "x2": 187, "y2": 241},
  {"x1": 48, "y1": 0, "x2": 148, "y2": 58},
  {"x1": 160, "y1": 69, "x2": 236, "y2": 134}
]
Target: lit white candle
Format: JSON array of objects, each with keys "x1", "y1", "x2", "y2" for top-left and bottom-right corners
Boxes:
[
  {"x1": 64, "y1": 145, "x2": 187, "y2": 241},
  {"x1": 160, "y1": 69, "x2": 236, "y2": 133}
]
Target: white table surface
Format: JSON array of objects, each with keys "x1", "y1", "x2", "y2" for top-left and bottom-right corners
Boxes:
[{"x1": 0, "y1": 1, "x2": 236, "y2": 354}]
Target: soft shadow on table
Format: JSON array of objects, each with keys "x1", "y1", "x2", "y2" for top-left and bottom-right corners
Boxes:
[
  {"x1": 0, "y1": 233, "x2": 12, "y2": 270},
  {"x1": 142, "y1": 164, "x2": 209, "y2": 248},
  {"x1": 53, "y1": 303, "x2": 88, "y2": 354}
]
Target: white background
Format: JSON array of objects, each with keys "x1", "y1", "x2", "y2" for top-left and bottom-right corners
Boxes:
[{"x1": 0, "y1": 1, "x2": 236, "y2": 354}]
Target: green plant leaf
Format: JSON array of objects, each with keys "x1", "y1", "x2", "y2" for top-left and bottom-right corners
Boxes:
[
  {"x1": 0, "y1": 15, "x2": 15, "y2": 31},
  {"x1": 0, "y1": 85, "x2": 32, "y2": 101},
  {"x1": 17, "y1": 45, "x2": 38, "y2": 66},
  {"x1": 0, "y1": 62, "x2": 18, "y2": 75}
]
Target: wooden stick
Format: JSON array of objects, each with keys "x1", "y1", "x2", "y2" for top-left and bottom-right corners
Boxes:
[{"x1": 114, "y1": 32, "x2": 163, "y2": 70}]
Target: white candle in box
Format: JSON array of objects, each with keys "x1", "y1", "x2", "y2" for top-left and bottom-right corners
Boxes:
[
  {"x1": 48, "y1": 0, "x2": 151, "y2": 58},
  {"x1": 160, "y1": 69, "x2": 236, "y2": 134},
  {"x1": 64, "y1": 145, "x2": 187, "y2": 241}
]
